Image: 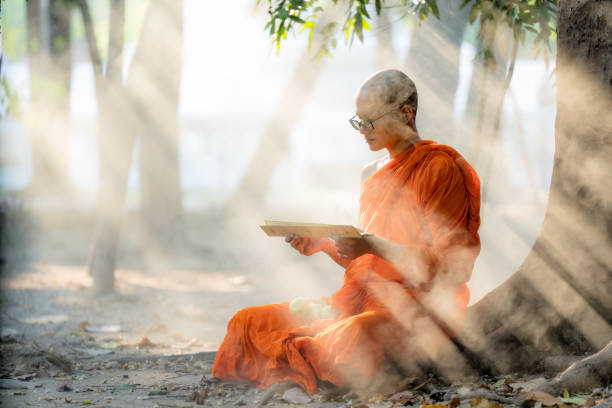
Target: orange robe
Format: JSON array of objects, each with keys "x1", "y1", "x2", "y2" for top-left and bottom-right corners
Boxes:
[{"x1": 212, "y1": 140, "x2": 481, "y2": 394}]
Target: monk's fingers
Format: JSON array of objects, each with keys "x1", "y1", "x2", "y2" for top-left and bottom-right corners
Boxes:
[
  {"x1": 337, "y1": 246, "x2": 355, "y2": 258},
  {"x1": 285, "y1": 233, "x2": 296, "y2": 243},
  {"x1": 291, "y1": 236, "x2": 303, "y2": 249},
  {"x1": 297, "y1": 238, "x2": 309, "y2": 253}
]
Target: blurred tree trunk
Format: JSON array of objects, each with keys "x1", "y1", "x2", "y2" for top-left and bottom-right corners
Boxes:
[
  {"x1": 85, "y1": 0, "x2": 184, "y2": 293},
  {"x1": 375, "y1": 9, "x2": 398, "y2": 69},
  {"x1": 85, "y1": 0, "x2": 131, "y2": 295},
  {"x1": 225, "y1": 50, "x2": 325, "y2": 218},
  {"x1": 26, "y1": 0, "x2": 72, "y2": 194},
  {"x1": 437, "y1": 0, "x2": 612, "y2": 377},
  {"x1": 404, "y1": 0, "x2": 469, "y2": 146},
  {"x1": 136, "y1": 0, "x2": 184, "y2": 271}
]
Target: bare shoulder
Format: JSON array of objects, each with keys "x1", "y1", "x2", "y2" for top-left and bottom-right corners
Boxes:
[{"x1": 361, "y1": 156, "x2": 388, "y2": 185}]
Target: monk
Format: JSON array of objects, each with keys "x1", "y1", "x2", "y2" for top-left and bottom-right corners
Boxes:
[{"x1": 212, "y1": 69, "x2": 481, "y2": 394}]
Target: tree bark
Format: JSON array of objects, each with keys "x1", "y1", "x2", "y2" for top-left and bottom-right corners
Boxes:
[
  {"x1": 225, "y1": 48, "x2": 326, "y2": 218},
  {"x1": 86, "y1": 0, "x2": 131, "y2": 295},
  {"x1": 26, "y1": 0, "x2": 72, "y2": 194},
  {"x1": 135, "y1": 0, "x2": 184, "y2": 271},
  {"x1": 451, "y1": 0, "x2": 612, "y2": 375},
  {"x1": 403, "y1": 0, "x2": 468, "y2": 146}
]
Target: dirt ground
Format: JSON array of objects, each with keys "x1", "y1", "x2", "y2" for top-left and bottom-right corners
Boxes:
[{"x1": 0, "y1": 211, "x2": 610, "y2": 407}]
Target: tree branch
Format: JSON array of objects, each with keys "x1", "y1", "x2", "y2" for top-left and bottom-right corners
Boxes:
[{"x1": 76, "y1": 0, "x2": 104, "y2": 84}]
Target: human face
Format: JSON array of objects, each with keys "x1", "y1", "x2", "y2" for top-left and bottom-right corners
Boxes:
[{"x1": 353, "y1": 98, "x2": 405, "y2": 153}]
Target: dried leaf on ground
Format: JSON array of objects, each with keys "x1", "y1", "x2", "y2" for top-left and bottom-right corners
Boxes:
[
  {"x1": 523, "y1": 391, "x2": 562, "y2": 406},
  {"x1": 560, "y1": 396, "x2": 588, "y2": 405},
  {"x1": 99, "y1": 341, "x2": 120, "y2": 349},
  {"x1": 470, "y1": 398, "x2": 504, "y2": 408},
  {"x1": 511, "y1": 377, "x2": 548, "y2": 392},
  {"x1": 186, "y1": 387, "x2": 208, "y2": 404},
  {"x1": 138, "y1": 337, "x2": 154, "y2": 348}
]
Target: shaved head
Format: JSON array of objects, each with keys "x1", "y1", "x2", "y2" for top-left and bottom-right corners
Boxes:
[{"x1": 356, "y1": 69, "x2": 418, "y2": 116}]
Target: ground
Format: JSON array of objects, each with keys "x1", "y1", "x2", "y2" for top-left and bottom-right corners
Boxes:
[{"x1": 0, "y1": 211, "x2": 610, "y2": 407}]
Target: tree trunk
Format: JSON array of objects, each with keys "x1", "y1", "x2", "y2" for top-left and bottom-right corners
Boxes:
[
  {"x1": 87, "y1": 0, "x2": 130, "y2": 295},
  {"x1": 26, "y1": 0, "x2": 72, "y2": 194},
  {"x1": 403, "y1": 0, "x2": 468, "y2": 146},
  {"x1": 136, "y1": 0, "x2": 184, "y2": 271},
  {"x1": 225, "y1": 49, "x2": 326, "y2": 218},
  {"x1": 451, "y1": 0, "x2": 612, "y2": 375}
]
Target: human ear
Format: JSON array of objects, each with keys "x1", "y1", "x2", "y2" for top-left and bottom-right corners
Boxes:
[{"x1": 401, "y1": 105, "x2": 413, "y2": 124}]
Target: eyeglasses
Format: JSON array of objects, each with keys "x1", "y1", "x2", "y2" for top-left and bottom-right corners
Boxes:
[{"x1": 349, "y1": 106, "x2": 400, "y2": 133}]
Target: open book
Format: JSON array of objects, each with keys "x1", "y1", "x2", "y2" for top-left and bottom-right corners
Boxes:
[{"x1": 260, "y1": 220, "x2": 362, "y2": 238}]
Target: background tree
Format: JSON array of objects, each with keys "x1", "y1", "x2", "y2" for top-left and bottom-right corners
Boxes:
[
  {"x1": 25, "y1": 0, "x2": 72, "y2": 194},
  {"x1": 257, "y1": 0, "x2": 611, "y2": 377},
  {"x1": 79, "y1": 0, "x2": 184, "y2": 293}
]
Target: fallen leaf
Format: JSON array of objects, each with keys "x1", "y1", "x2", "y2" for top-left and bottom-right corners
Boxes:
[
  {"x1": 560, "y1": 397, "x2": 587, "y2": 405},
  {"x1": 43, "y1": 397, "x2": 55, "y2": 401},
  {"x1": 492, "y1": 379, "x2": 506, "y2": 387},
  {"x1": 148, "y1": 390, "x2": 169, "y2": 396},
  {"x1": 64, "y1": 397, "x2": 72, "y2": 403},
  {"x1": 186, "y1": 388, "x2": 208, "y2": 404},
  {"x1": 82, "y1": 400, "x2": 91, "y2": 405},
  {"x1": 449, "y1": 397, "x2": 462, "y2": 408},
  {"x1": 390, "y1": 390, "x2": 414, "y2": 401},
  {"x1": 282, "y1": 387, "x2": 312, "y2": 404},
  {"x1": 469, "y1": 398, "x2": 504, "y2": 408},
  {"x1": 511, "y1": 377, "x2": 547, "y2": 392},
  {"x1": 523, "y1": 391, "x2": 562, "y2": 406},
  {"x1": 21, "y1": 315, "x2": 69, "y2": 324},
  {"x1": 85, "y1": 324, "x2": 127, "y2": 333},
  {"x1": 99, "y1": 341, "x2": 120, "y2": 349},
  {"x1": 138, "y1": 337, "x2": 153, "y2": 348}
]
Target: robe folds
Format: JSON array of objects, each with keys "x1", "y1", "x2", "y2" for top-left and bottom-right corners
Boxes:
[{"x1": 212, "y1": 140, "x2": 481, "y2": 394}]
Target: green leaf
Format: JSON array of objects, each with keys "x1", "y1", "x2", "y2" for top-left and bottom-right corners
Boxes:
[
  {"x1": 459, "y1": 0, "x2": 472, "y2": 10},
  {"x1": 375, "y1": 0, "x2": 382, "y2": 15},
  {"x1": 148, "y1": 390, "x2": 169, "y2": 396},
  {"x1": 354, "y1": 13, "x2": 364, "y2": 42},
  {"x1": 288, "y1": 15, "x2": 306, "y2": 24},
  {"x1": 468, "y1": 4, "x2": 479, "y2": 24},
  {"x1": 428, "y1": 0, "x2": 440, "y2": 19},
  {"x1": 362, "y1": 17, "x2": 371, "y2": 30}
]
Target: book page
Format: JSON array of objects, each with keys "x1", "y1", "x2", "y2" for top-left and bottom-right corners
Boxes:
[{"x1": 260, "y1": 220, "x2": 361, "y2": 238}]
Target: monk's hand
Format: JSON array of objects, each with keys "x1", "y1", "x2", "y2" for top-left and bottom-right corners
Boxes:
[
  {"x1": 332, "y1": 235, "x2": 372, "y2": 262},
  {"x1": 285, "y1": 234, "x2": 328, "y2": 256}
]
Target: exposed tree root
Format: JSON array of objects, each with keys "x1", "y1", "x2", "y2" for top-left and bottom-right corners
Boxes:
[{"x1": 537, "y1": 340, "x2": 612, "y2": 395}]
